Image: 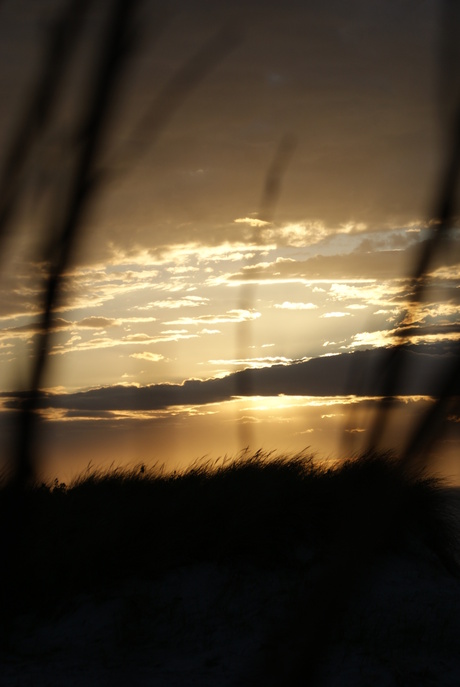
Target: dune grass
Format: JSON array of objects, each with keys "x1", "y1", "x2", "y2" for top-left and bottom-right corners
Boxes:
[{"x1": 0, "y1": 450, "x2": 458, "y2": 623}]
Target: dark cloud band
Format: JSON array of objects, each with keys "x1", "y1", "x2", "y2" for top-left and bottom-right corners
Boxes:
[{"x1": 3, "y1": 343, "x2": 458, "y2": 415}]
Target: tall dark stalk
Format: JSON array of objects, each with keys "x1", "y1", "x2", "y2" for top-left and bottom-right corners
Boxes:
[{"x1": 12, "y1": 0, "x2": 142, "y2": 490}]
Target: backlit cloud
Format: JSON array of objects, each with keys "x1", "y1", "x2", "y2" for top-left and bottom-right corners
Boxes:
[
  {"x1": 274, "y1": 302, "x2": 318, "y2": 310},
  {"x1": 141, "y1": 296, "x2": 208, "y2": 309},
  {"x1": 165, "y1": 309, "x2": 261, "y2": 326},
  {"x1": 234, "y1": 217, "x2": 270, "y2": 228},
  {"x1": 130, "y1": 352, "x2": 165, "y2": 363},
  {"x1": 260, "y1": 221, "x2": 329, "y2": 247},
  {"x1": 207, "y1": 356, "x2": 299, "y2": 370},
  {"x1": 5, "y1": 344, "x2": 458, "y2": 415},
  {"x1": 321, "y1": 312, "x2": 351, "y2": 318},
  {"x1": 51, "y1": 331, "x2": 198, "y2": 356}
]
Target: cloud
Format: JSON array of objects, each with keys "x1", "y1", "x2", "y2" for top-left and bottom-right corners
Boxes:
[
  {"x1": 207, "y1": 356, "x2": 299, "y2": 369},
  {"x1": 234, "y1": 217, "x2": 270, "y2": 228},
  {"x1": 142, "y1": 296, "x2": 208, "y2": 309},
  {"x1": 350, "y1": 330, "x2": 392, "y2": 348},
  {"x1": 78, "y1": 317, "x2": 116, "y2": 328},
  {"x1": 158, "y1": 242, "x2": 271, "y2": 266},
  {"x1": 329, "y1": 282, "x2": 400, "y2": 305},
  {"x1": 225, "y1": 241, "x2": 459, "y2": 284},
  {"x1": 0, "y1": 315, "x2": 161, "y2": 348},
  {"x1": 161, "y1": 329, "x2": 189, "y2": 334},
  {"x1": 274, "y1": 301, "x2": 318, "y2": 310},
  {"x1": 260, "y1": 221, "x2": 329, "y2": 247},
  {"x1": 350, "y1": 324, "x2": 460, "y2": 349},
  {"x1": 165, "y1": 309, "x2": 261, "y2": 326},
  {"x1": 51, "y1": 330, "x2": 198, "y2": 356},
  {"x1": 393, "y1": 323, "x2": 460, "y2": 342},
  {"x1": 130, "y1": 352, "x2": 164, "y2": 362},
  {"x1": 0, "y1": 317, "x2": 73, "y2": 340},
  {"x1": 5, "y1": 343, "x2": 458, "y2": 414},
  {"x1": 321, "y1": 312, "x2": 351, "y2": 318},
  {"x1": 122, "y1": 317, "x2": 157, "y2": 324}
]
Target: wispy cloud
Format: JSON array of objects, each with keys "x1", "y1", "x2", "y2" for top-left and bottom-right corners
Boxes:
[
  {"x1": 207, "y1": 355, "x2": 300, "y2": 369},
  {"x1": 198, "y1": 328, "x2": 221, "y2": 335},
  {"x1": 259, "y1": 221, "x2": 329, "y2": 247},
  {"x1": 78, "y1": 317, "x2": 117, "y2": 328},
  {"x1": 274, "y1": 301, "x2": 317, "y2": 310},
  {"x1": 158, "y1": 242, "x2": 272, "y2": 265},
  {"x1": 130, "y1": 352, "x2": 165, "y2": 362},
  {"x1": 136, "y1": 296, "x2": 208, "y2": 309},
  {"x1": 234, "y1": 217, "x2": 270, "y2": 228},
  {"x1": 51, "y1": 331, "x2": 198, "y2": 356},
  {"x1": 165, "y1": 309, "x2": 261, "y2": 326},
  {"x1": 0, "y1": 317, "x2": 74, "y2": 342},
  {"x1": 321, "y1": 312, "x2": 351, "y2": 318}
]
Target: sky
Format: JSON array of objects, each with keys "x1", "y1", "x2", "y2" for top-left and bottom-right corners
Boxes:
[{"x1": 0, "y1": 0, "x2": 459, "y2": 482}]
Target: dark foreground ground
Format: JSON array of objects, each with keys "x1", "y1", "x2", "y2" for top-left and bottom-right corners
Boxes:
[{"x1": 1, "y1": 451, "x2": 460, "y2": 686}]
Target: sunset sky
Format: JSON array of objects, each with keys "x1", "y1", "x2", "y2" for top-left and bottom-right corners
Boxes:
[{"x1": 0, "y1": 0, "x2": 459, "y2": 482}]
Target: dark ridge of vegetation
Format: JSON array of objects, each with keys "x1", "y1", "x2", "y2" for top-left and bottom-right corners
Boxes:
[{"x1": 1, "y1": 451, "x2": 458, "y2": 624}]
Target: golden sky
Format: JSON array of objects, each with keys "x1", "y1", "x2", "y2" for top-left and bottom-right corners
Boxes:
[{"x1": 0, "y1": 0, "x2": 459, "y2": 481}]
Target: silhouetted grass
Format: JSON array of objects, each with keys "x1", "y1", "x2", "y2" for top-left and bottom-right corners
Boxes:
[{"x1": 1, "y1": 450, "x2": 458, "y2": 625}]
